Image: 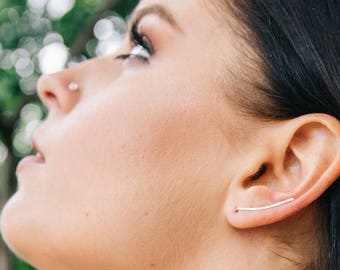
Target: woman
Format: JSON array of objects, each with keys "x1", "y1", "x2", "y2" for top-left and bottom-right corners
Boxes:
[{"x1": 1, "y1": 0, "x2": 339, "y2": 269}]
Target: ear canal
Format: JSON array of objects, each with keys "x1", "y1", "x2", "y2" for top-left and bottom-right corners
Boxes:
[{"x1": 249, "y1": 164, "x2": 267, "y2": 181}]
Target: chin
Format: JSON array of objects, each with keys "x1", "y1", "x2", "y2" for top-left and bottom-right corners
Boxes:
[
  {"x1": 1, "y1": 193, "x2": 72, "y2": 270},
  {"x1": 1, "y1": 193, "x2": 40, "y2": 266}
]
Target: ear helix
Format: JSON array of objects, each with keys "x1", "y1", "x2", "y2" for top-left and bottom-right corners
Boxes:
[{"x1": 235, "y1": 198, "x2": 295, "y2": 212}]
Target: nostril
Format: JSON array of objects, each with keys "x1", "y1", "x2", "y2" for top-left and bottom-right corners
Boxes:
[
  {"x1": 45, "y1": 91, "x2": 55, "y2": 99},
  {"x1": 37, "y1": 75, "x2": 57, "y2": 107},
  {"x1": 41, "y1": 90, "x2": 58, "y2": 109},
  {"x1": 39, "y1": 90, "x2": 59, "y2": 111},
  {"x1": 37, "y1": 74, "x2": 80, "y2": 112}
]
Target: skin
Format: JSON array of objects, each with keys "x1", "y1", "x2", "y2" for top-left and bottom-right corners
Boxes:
[{"x1": 1, "y1": 0, "x2": 340, "y2": 269}]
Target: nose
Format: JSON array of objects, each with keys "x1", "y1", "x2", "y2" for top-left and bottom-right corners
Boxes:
[
  {"x1": 37, "y1": 71, "x2": 80, "y2": 113},
  {"x1": 37, "y1": 56, "x2": 123, "y2": 113}
]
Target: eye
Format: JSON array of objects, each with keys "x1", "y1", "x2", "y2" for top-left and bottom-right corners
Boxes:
[
  {"x1": 116, "y1": 21, "x2": 154, "y2": 63},
  {"x1": 130, "y1": 44, "x2": 151, "y2": 60}
]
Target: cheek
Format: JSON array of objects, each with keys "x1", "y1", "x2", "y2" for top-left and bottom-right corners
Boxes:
[
  {"x1": 62, "y1": 94, "x2": 224, "y2": 261},
  {"x1": 1, "y1": 77, "x2": 231, "y2": 267},
  {"x1": 52, "y1": 86, "x2": 222, "y2": 221},
  {"x1": 49, "y1": 88, "x2": 218, "y2": 203}
]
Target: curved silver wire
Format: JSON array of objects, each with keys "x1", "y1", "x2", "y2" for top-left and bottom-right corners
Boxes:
[{"x1": 235, "y1": 198, "x2": 295, "y2": 212}]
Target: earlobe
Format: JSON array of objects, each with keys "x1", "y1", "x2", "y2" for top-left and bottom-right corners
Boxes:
[{"x1": 224, "y1": 114, "x2": 340, "y2": 229}]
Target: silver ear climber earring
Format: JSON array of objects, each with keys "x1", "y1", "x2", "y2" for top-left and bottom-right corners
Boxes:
[
  {"x1": 68, "y1": 82, "x2": 79, "y2": 92},
  {"x1": 235, "y1": 198, "x2": 294, "y2": 212}
]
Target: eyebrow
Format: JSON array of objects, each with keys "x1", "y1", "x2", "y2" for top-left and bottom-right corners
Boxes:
[{"x1": 128, "y1": 4, "x2": 182, "y2": 32}]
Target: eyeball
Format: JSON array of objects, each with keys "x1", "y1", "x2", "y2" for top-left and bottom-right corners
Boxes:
[{"x1": 130, "y1": 44, "x2": 151, "y2": 59}]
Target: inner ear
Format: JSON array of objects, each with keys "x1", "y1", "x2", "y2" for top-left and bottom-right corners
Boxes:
[
  {"x1": 242, "y1": 162, "x2": 290, "y2": 193},
  {"x1": 283, "y1": 148, "x2": 301, "y2": 181}
]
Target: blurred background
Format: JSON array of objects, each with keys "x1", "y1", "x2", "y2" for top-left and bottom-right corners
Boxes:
[{"x1": 0, "y1": 0, "x2": 138, "y2": 269}]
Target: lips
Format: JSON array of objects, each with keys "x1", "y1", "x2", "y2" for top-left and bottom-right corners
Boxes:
[
  {"x1": 32, "y1": 137, "x2": 45, "y2": 162},
  {"x1": 16, "y1": 135, "x2": 45, "y2": 173}
]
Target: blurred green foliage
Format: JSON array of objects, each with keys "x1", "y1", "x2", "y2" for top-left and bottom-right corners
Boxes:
[
  {"x1": 0, "y1": 0, "x2": 138, "y2": 269},
  {"x1": 13, "y1": 260, "x2": 35, "y2": 270}
]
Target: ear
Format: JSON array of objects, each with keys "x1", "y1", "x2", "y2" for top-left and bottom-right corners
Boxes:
[{"x1": 224, "y1": 114, "x2": 340, "y2": 229}]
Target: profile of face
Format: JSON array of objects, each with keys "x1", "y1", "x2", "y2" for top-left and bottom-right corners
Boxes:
[
  {"x1": 2, "y1": 1, "x2": 247, "y2": 267},
  {"x1": 2, "y1": 0, "x2": 339, "y2": 269}
]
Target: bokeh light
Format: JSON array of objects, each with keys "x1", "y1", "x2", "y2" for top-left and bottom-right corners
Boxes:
[
  {"x1": 0, "y1": 49, "x2": 13, "y2": 70},
  {"x1": 13, "y1": 103, "x2": 43, "y2": 157},
  {"x1": 28, "y1": 0, "x2": 49, "y2": 11},
  {"x1": 15, "y1": 57, "x2": 35, "y2": 78},
  {"x1": 19, "y1": 75, "x2": 39, "y2": 95},
  {"x1": 94, "y1": 18, "x2": 115, "y2": 40},
  {"x1": 0, "y1": 142, "x2": 8, "y2": 165},
  {"x1": 43, "y1": 31, "x2": 64, "y2": 46},
  {"x1": 47, "y1": 0, "x2": 76, "y2": 19},
  {"x1": 20, "y1": 103, "x2": 43, "y2": 123},
  {"x1": 93, "y1": 14, "x2": 126, "y2": 57},
  {"x1": 38, "y1": 42, "x2": 69, "y2": 74},
  {"x1": 67, "y1": 55, "x2": 87, "y2": 68}
]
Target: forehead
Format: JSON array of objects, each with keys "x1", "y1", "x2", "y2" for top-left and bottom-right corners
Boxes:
[
  {"x1": 133, "y1": 0, "x2": 236, "y2": 48},
  {"x1": 134, "y1": 0, "x2": 220, "y2": 27}
]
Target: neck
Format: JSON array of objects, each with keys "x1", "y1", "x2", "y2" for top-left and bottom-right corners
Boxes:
[{"x1": 166, "y1": 222, "x2": 305, "y2": 270}]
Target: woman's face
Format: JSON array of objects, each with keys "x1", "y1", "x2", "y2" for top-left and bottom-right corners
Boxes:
[{"x1": 1, "y1": 0, "x2": 254, "y2": 269}]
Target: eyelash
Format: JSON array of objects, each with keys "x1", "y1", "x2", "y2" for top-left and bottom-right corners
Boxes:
[{"x1": 116, "y1": 21, "x2": 154, "y2": 63}]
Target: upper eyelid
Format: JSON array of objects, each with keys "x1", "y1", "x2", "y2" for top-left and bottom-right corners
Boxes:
[
  {"x1": 125, "y1": 18, "x2": 144, "y2": 46},
  {"x1": 126, "y1": 16, "x2": 144, "y2": 42},
  {"x1": 129, "y1": 20, "x2": 142, "y2": 44},
  {"x1": 127, "y1": 20, "x2": 154, "y2": 54},
  {"x1": 118, "y1": 20, "x2": 140, "y2": 51}
]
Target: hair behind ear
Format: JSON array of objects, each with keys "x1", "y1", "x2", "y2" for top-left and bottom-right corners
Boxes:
[
  {"x1": 223, "y1": 0, "x2": 339, "y2": 268},
  {"x1": 322, "y1": 179, "x2": 340, "y2": 270}
]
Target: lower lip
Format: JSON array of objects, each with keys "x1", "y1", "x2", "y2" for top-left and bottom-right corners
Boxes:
[{"x1": 16, "y1": 155, "x2": 45, "y2": 173}]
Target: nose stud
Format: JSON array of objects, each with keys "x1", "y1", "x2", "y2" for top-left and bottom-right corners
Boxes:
[{"x1": 68, "y1": 82, "x2": 79, "y2": 92}]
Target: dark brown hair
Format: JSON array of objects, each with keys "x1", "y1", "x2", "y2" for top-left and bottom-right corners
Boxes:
[{"x1": 224, "y1": 0, "x2": 339, "y2": 269}]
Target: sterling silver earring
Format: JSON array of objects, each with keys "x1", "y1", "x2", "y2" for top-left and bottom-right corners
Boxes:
[
  {"x1": 235, "y1": 198, "x2": 294, "y2": 212},
  {"x1": 68, "y1": 82, "x2": 79, "y2": 92}
]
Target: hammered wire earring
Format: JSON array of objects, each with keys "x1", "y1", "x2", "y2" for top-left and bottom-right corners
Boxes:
[
  {"x1": 235, "y1": 198, "x2": 295, "y2": 212},
  {"x1": 68, "y1": 82, "x2": 79, "y2": 92}
]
